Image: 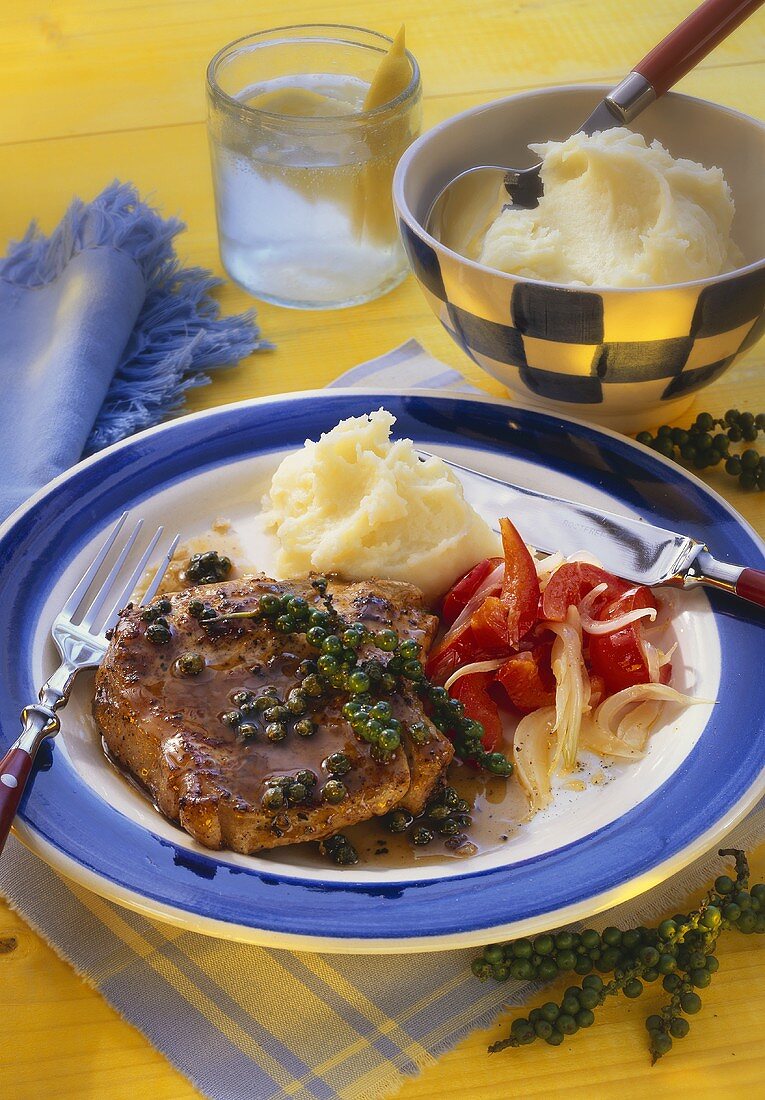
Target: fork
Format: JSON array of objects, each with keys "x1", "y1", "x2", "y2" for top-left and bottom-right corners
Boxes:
[{"x1": 0, "y1": 513, "x2": 179, "y2": 855}]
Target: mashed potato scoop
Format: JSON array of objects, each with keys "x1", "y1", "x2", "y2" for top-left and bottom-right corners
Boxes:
[
  {"x1": 427, "y1": 0, "x2": 760, "y2": 269},
  {"x1": 264, "y1": 410, "x2": 500, "y2": 603}
]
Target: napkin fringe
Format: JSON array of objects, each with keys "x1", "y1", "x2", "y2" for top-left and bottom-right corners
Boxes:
[{"x1": 0, "y1": 181, "x2": 269, "y2": 456}]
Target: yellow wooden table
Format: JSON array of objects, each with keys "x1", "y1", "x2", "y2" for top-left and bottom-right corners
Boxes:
[{"x1": 1, "y1": 2, "x2": 764, "y2": 1097}]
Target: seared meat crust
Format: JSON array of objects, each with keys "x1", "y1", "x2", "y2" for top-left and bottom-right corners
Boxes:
[{"x1": 93, "y1": 575, "x2": 453, "y2": 853}]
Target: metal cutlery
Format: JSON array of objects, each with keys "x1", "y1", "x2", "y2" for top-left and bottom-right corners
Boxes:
[
  {"x1": 422, "y1": 451, "x2": 765, "y2": 609},
  {"x1": 0, "y1": 514, "x2": 179, "y2": 854}
]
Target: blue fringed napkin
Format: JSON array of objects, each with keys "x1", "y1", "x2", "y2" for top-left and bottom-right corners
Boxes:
[{"x1": 0, "y1": 181, "x2": 265, "y2": 519}]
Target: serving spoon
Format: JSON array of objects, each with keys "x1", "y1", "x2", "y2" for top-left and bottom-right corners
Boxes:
[{"x1": 427, "y1": 0, "x2": 764, "y2": 250}]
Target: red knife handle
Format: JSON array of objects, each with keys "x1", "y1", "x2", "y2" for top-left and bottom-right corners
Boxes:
[
  {"x1": 0, "y1": 746, "x2": 34, "y2": 854},
  {"x1": 736, "y1": 567, "x2": 765, "y2": 609},
  {"x1": 634, "y1": 0, "x2": 764, "y2": 97},
  {"x1": 0, "y1": 703, "x2": 58, "y2": 856}
]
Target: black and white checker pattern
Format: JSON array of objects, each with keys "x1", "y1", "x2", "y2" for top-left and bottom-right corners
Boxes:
[{"x1": 400, "y1": 221, "x2": 765, "y2": 407}]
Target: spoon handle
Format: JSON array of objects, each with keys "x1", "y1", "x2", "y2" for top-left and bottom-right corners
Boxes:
[{"x1": 634, "y1": 0, "x2": 764, "y2": 97}]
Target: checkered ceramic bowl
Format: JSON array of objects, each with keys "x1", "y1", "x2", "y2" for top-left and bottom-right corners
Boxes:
[{"x1": 393, "y1": 85, "x2": 765, "y2": 431}]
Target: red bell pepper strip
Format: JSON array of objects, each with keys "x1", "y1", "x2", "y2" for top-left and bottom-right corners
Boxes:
[
  {"x1": 470, "y1": 595, "x2": 510, "y2": 652},
  {"x1": 496, "y1": 644, "x2": 556, "y2": 713},
  {"x1": 540, "y1": 562, "x2": 630, "y2": 622},
  {"x1": 499, "y1": 517, "x2": 540, "y2": 647},
  {"x1": 589, "y1": 586, "x2": 658, "y2": 694},
  {"x1": 426, "y1": 625, "x2": 482, "y2": 685},
  {"x1": 441, "y1": 557, "x2": 503, "y2": 627}
]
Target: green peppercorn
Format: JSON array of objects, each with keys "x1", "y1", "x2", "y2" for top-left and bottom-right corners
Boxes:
[
  {"x1": 377, "y1": 728, "x2": 401, "y2": 752},
  {"x1": 295, "y1": 770, "x2": 317, "y2": 788},
  {"x1": 266, "y1": 722, "x2": 287, "y2": 742},
  {"x1": 294, "y1": 718, "x2": 315, "y2": 738},
  {"x1": 283, "y1": 690, "x2": 305, "y2": 715},
  {"x1": 428, "y1": 804, "x2": 450, "y2": 821},
  {"x1": 322, "y1": 779, "x2": 347, "y2": 804},
  {"x1": 259, "y1": 593, "x2": 281, "y2": 615},
  {"x1": 485, "y1": 753, "x2": 513, "y2": 776},
  {"x1": 286, "y1": 782, "x2": 308, "y2": 804},
  {"x1": 348, "y1": 670, "x2": 370, "y2": 694},
  {"x1": 408, "y1": 722, "x2": 431, "y2": 745},
  {"x1": 221, "y1": 710, "x2": 242, "y2": 728},
  {"x1": 306, "y1": 626, "x2": 327, "y2": 648},
  {"x1": 325, "y1": 752, "x2": 352, "y2": 776},
  {"x1": 342, "y1": 628, "x2": 365, "y2": 650},
  {"x1": 319, "y1": 833, "x2": 358, "y2": 865},
  {"x1": 377, "y1": 629, "x2": 398, "y2": 651},
  {"x1": 186, "y1": 550, "x2": 232, "y2": 585},
  {"x1": 262, "y1": 786, "x2": 285, "y2": 811},
  {"x1": 387, "y1": 809, "x2": 414, "y2": 833},
  {"x1": 146, "y1": 622, "x2": 171, "y2": 645},
  {"x1": 412, "y1": 826, "x2": 434, "y2": 845},
  {"x1": 301, "y1": 674, "x2": 323, "y2": 698},
  {"x1": 176, "y1": 651, "x2": 205, "y2": 676},
  {"x1": 680, "y1": 991, "x2": 702, "y2": 1014}
]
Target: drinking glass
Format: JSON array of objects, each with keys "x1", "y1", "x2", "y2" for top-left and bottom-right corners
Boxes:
[{"x1": 206, "y1": 25, "x2": 422, "y2": 309}]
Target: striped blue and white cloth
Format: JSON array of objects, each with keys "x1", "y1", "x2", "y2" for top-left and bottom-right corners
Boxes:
[{"x1": 1, "y1": 340, "x2": 763, "y2": 1100}]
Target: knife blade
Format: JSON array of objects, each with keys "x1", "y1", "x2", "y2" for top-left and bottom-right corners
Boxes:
[{"x1": 418, "y1": 451, "x2": 765, "y2": 610}]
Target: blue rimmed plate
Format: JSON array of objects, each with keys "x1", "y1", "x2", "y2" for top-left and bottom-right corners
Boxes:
[{"x1": 1, "y1": 391, "x2": 763, "y2": 952}]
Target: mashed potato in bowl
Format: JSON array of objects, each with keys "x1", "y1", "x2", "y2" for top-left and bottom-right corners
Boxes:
[
  {"x1": 264, "y1": 409, "x2": 500, "y2": 603},
  {"x1": 479, "y1": 127, "x2": 742, "y2": 287}
]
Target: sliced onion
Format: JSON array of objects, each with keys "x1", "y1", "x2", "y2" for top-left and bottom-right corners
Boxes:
[
  {"x1": 643, "y1": 639, "x2": 661, "y2": 684},
  {"x1": 444, "y1": 561, "x2": 505, "y2": 642},
  {"x1": 513, "y1": 706, "x2": 556, "y2": 818},
  {"x1": 534, "y1": 551, "x2": 565, "y2": 591},
  {"x1": 444, "y1": 658, "x2": 508, "y2": 692},
  {"x1": 579, "y1": 582, "x2": 657, "y2": 635},
  {"x1": 616, "y1": 700, "x2": 662, "y2": 751},
  {"x1": 578, "y1": 583, "x2": 609, "y2": 614},
  {"x1": 595, "y1": 683, "x2": 712, "y2": 735},
  {"x1": 547, "y1": 607, "x2": 591, "y2": 775},
  {"x1": 579, "y1": 714, "x2": 646, "y2": 759}
]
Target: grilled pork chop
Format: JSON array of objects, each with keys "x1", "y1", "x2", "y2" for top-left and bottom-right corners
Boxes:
[{"x1": 93, "y1": 575, "x2": 453, "y2": 854}]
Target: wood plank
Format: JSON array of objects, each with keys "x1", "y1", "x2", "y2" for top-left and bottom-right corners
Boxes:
[{"x1": 1, "y1": 1, "x2": 763, "y2": 144}]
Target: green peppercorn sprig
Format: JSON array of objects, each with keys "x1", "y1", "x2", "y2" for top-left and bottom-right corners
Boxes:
[
  {"x1": 635, "y1": 410, "x2": 765, "y2": 491},
  {"x1": 475, "y1": 849, "x2": 764, "y2": 1063},
  {"x1": 204, "y1": 577, "x2": 513, "y2": 778}
]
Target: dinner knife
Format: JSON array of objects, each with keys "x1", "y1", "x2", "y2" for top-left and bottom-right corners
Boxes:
[{"x1": 422, "y1": 453, "x2": 765, "y2": 609}]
